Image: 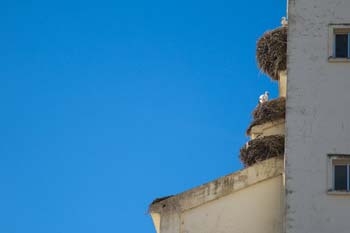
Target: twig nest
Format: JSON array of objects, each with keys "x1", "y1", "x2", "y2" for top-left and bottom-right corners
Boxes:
[
  {"x1": 240, "y1": 135, "x2": 285, "y2": 167},
  {"x1": 256, "y1": 27, "x2": 287, "y2": 80},
  {"x1": 246, "y1": 97, "x2": 286, "y2": 135}
]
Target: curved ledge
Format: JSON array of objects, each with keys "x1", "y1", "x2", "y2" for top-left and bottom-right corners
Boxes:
[
  {"x1": 240, "y1": 135, "x2": 285, "y2": 167},
  {"x1": 246, "y1": 97, "x2": 286, "y2": 135},
  {"x1": 249, "y1": 118, "x2": 285, "y2": 140},
  {"x1": 256, "y1": 27, "x2": 287, "y2": 80}
]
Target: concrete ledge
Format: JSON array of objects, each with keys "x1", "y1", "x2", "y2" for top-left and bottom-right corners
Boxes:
[
  {"x1": 328, "y1": 57, "x2": 350, "y2": 63},
  {"x1": 149, "y1": 157, "x2": 284, "y2": 214},
  {"x1": 249, "y1": 119, "x2": 285, "y2": 140},
  {"x1": 327, "y1": 191, "x2": 350, "y2": 196}
]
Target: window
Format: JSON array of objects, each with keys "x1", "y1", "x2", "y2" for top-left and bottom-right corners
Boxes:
[
  {"x1": 333, "y1": 163, "x2": 349, "y2": 191},
  {"x1": 334, "y1": 29, "x2": 350, "y2": 58},
  {"x1": 329, "y1": 25, "x2": 350, "y2": 61},
  {"x1": 335, "y1": 33, "x2": 349, "y2": 58},
  {"x1": 328, "y1": 155, "x2": 350, "y2": 192}
]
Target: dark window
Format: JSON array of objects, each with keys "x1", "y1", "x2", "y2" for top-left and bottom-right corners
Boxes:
[
  {"x1": 335, "y1": 34, "x2": 348, "y2": 58},
  {"x1": 334, "y1": 165, "x2": 348, "y2": 191}
]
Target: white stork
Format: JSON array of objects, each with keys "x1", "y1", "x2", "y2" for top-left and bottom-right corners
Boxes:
[
  {"x1": 281, "y1": 17, "x2": 288, "y2": 27},
  {"x1": 259, "y1": 91, "x2": 269, "y2": 104}
]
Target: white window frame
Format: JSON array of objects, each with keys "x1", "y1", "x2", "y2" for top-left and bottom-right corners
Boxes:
[
  {"x1": 328, "y1": 24, "x2": 350, "y2": 62},
  {"x1": 328, "y1": 154, "x2": 350, "y2": 194}
]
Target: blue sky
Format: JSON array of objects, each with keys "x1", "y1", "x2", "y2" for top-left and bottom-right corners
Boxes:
[{"x1": 1, "y1": 1, "x2": 285, "y2": 232}]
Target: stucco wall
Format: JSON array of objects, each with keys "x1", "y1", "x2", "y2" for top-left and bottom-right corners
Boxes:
[
  {"x1": 150, "y1": 158, "x2": 284, "y2": 233},
  {"x1": 286, "y1": 1, "x2": 350, "y2": 233},
  {"x1": 278, "y1": 71, "x2": 287, "y2": 97},
  {"x1": 182, "y1": 176, "x2": 283, "y2": 233}
]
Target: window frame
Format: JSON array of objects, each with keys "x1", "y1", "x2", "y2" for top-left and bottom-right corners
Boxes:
[
  {"x1": 328, "y1": 154, "x2": 350, "y2": 194},
  {"x1": 328, "y1": 24, "x2": 350, "y2": 62}
]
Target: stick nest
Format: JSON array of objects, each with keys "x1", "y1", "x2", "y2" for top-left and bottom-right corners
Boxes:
[
  {"x1": 240, "y1": 135, "x2": 285, "y2": 167},
  {"x1": 246, "y1": 97, "x2": 286, "y2": 135},
  {"x1": 256, "y1": 27, "x2": 287, "y2": 80}
]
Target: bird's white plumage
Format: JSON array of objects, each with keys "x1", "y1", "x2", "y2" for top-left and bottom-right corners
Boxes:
[
  {"x1": 259, "y1": 91, "x2": 269, "y2": 104},
  {"x1": 281, "y1": 17, "x2": 288, "y2": 27}
]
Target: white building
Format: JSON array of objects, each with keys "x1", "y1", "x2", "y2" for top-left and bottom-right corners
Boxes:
[
  {"x1": 149, "y1": 0, "x2": 350, "y2": 232},
  {"x1": 286, "y1": 0, "x2": 350, "y2": 233}
]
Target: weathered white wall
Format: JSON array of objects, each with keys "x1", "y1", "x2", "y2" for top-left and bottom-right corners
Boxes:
[
  {"x1": 278, "y1": 71, "x2": 287, "y2": 97},
  {"x1": 150, "y1": 158, "x2": 284, "y2": 233},
  {"x1": 286, "y1": 1, "x2": 350, "y2": 233},
  {"x1": 182, "y1": 176, "x2": 283, "y2": 233}
]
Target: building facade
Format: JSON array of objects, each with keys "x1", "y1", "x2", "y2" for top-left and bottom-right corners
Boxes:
[{"x1": 286, "y1": 0, "x2": 350, "y2": 233}]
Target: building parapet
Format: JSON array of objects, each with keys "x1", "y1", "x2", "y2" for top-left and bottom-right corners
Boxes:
[{"x1": 149, "y1": 157, "x2": 283, "y2": 215}]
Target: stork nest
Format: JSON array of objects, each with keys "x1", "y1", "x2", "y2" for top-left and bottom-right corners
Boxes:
[
  {"x1": 256, "y1": 27, "x2": 287, "y2": 80},
  {"x1": 246, "y1": 97, "x2": 286, "y2": 135},
  {"x1": 240, "y1": 135, "x2": 285, "y2": 167}
]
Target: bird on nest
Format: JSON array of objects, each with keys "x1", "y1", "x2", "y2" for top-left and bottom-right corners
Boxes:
[
  {"x1": 259, "y1": 91, "x2": 269, "y2": 104},
  {"x1": 281, "y1": 17, "x2": 288, "y2": 27}
]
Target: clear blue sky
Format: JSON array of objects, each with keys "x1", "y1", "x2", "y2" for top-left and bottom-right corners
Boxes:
[{"x1": 1, "y1": 1, "x2": 285, "y2": 232}]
